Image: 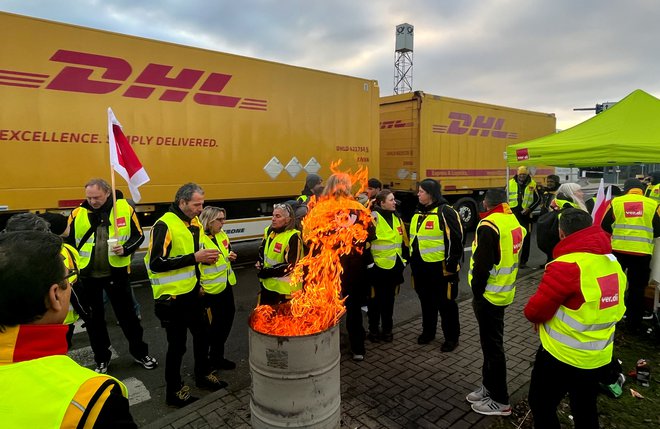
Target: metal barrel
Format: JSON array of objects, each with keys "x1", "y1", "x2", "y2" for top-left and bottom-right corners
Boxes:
[{"x1": 249, "y1": 323, "x2": 341, "y2": 428}]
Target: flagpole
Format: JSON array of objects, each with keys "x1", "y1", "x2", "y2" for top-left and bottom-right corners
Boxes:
[{"x1": 109, "y1": 140, "x2": 119, "y2": 240}]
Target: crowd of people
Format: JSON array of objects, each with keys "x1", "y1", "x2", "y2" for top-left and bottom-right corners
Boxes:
[{"x1": 1, "y1": 167, "x2": 658, "y2": 427}]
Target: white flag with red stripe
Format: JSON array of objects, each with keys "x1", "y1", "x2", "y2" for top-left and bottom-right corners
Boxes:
[
  {"x1": 592, "y1": 178, "x2": 612, "y2": 224},
  {"x1": 108, "y1": 108, "x2": 149, "y2": 202}
]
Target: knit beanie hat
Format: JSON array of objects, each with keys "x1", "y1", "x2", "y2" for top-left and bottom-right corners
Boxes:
[
  {"x1": 305, "y1": 174, "x2": 322, "y2": 189},
  {"x1": 367, "y1": 178, "x2": 382, "y2": 189}
]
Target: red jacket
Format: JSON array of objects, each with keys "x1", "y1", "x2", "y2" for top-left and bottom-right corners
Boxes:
[{"x1": 524, "y1": 225, "x2": 613, "y2": 323}]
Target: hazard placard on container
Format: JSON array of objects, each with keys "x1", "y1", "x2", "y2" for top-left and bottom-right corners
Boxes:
[{"x1": 264, "y1": 157, "x2": 284, "y2": 179}]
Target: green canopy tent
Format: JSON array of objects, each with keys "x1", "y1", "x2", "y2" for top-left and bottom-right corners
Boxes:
[{"x1": 506, "y1": 89, "x2": 660, "y2": 168}]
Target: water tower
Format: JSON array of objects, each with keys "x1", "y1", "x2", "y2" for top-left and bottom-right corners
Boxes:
[{"x1": 394, "y1": 23, "x2": 414, "y2": 94}]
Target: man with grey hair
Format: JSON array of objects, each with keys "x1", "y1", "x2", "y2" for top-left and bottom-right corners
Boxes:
[
  {"x1": 66, "y1": 178, "x2": 155, "y2": 374},
  {"x1": 145, "y1": 182, "x2": 227, "y2": 408}
]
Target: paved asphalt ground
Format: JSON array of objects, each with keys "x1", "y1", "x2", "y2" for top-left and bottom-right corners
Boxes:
[{"x1": 67, "y1": 229, "x2": 550, "y2": 428}]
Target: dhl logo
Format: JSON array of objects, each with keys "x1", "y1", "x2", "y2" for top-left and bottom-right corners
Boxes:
[
  {"x1": 380, "y1": 120, "x2": 413, "y2": 129},
  {"x1": 433, "y1": 112, "x2": 518, "y2": 138},
  {"x1": 0, "y1": 49, "x2": 267, "y2": 111}
]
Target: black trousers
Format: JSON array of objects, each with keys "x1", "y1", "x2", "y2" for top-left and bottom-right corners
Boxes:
[
  {"x1": 613, "y1": 251, "x2": 651, "y2": 331},
  {"x1": 368, "y1": 283, "x2": 398, "y2": 335},
  {"x1": 413, "y1": 273, "x2": 460, "y2": 342},
  {"x1": 472, "y1": 297, "x2": 508, "y2": 404},
  {"x1": 528, "y1": 347, "x2": 602, "y2": 429},
  {"x1": 205, "y1": 286, "x2": 236, "y2": 368},
  {"x1": 514, "y1": 211, "x2": 532, "y2": 264},
  {"x1": 158, "y1": 292, "x2": 211, "y2": 393},
  {"x1": 83, "y1": 272, "x2": 148, "y2": 364},
  {"x1": 344, "y1": 293, "x2": 366, "y2": 355}
]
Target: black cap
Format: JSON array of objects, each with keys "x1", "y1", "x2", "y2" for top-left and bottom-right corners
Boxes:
[
  {"x1": 623, "y1": 178, "x2": 645, "y2": 193},
  {"x1": 39, "y1": 213, "x2": 69, "y2": 235}
]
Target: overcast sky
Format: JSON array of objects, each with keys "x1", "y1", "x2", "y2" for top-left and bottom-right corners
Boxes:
[{"x1": 3, "y1": 0, "x2": 659, "y2": 130}]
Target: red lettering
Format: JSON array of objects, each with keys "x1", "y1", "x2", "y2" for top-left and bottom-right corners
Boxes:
[
  {"x1": 46, "y1": 50, "x2": 131, "y2": 94},
  {"x1": 194, "y1": 73, "x2": 240, "y2": 107},
  {"x1": 124, "y1": 63, "x2": 203, "y2": 101},
  {"x1": 446, "y1": 112, "x2": 471, "y2": 135}
]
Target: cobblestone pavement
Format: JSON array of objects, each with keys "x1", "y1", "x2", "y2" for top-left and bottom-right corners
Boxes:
[{"x1": 143, "y1": 270, "x2": 544, "y2": 429}]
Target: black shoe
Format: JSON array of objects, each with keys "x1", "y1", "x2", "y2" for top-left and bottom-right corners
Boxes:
[
  {"x1": 381, "y1": 332, "x2": 393, "y2": 343},
  {"x1": 367, "y1": 332, "x2": 380, "y2": 343},
  {"x1": 166, "y1": 385, "x2": 199, "y2": 408},
  {"x1": 217, "y1": 358, "x2": 236, "y2": 370},
  {"x1": 441, "y1": 341, "x2": 458, "y2": 352},
  {"x1": 417, "y1": 334, "x2": 435, "y2": 345},
  {"x1": 196, "y1": 371, "x2": 228, "y2": 391}
]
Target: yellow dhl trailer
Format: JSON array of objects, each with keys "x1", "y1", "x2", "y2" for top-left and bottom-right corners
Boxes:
[
  {"x1": 0, "y1": 12, "x2": 380, "y2": 240},
  {"x1": 380, "y1": 91, "x2": 556, "y2": 229}
]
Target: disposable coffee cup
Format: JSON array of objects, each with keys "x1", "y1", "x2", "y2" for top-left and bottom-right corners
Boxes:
[{"x1": 107, "y1": 238, "x2": 118, "y2": 256}]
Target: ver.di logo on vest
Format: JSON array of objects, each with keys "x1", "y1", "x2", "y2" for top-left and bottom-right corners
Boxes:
[
  {"x1": 623, "y1": 201, "x2": 643, "y2": 218},
  {"x1": 597, "y1": 273, "x2": 620, "y2": 310}
]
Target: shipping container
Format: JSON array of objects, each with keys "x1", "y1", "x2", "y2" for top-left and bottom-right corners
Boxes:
[
  {"x1": 0, "y1": 12, "x2": 380, "y2": 240},
  {"x1": 380, "y1": 91, "x2": 556, "y2": 228}
]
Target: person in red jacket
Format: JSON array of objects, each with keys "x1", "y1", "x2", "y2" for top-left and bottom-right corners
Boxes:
[{"x1": 525, "y1": 209, "x2": 626, "y2": 429}]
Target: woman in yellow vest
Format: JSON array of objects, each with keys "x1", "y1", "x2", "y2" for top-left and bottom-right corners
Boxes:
[
  {"x1": 256, "y1": 203, "x2": 303, "y2": 305},
  {"x1": 0, "y1": 230, "x2": 135, "y2": 428},
  {"x1": 199, "y1": 207, "x2": 238, "y2": 371},
  {"x1": 368, "y1": 189, "x2": 408, "y2": 343},
  {"x1": 525, "y1": 209, "x2": 626, "y2": 428},
  {"x1": 409, "y1": 179, "x2": 464, "y2": 352}
]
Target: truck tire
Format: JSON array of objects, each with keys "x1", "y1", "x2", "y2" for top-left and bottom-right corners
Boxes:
[{"x1": 453, "y1": 197, "x2": 479, "y2": 231}]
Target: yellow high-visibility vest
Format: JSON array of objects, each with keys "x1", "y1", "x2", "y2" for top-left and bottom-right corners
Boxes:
[
  {"x1": 468, "y1": 211, "x2": 526, "y2": 306},
  {"x1": 72, "y1": 199, "x2": 133, "y2": 268},
  {"x1": 200, "y1": 230, "x2": 237, "y2": 294},
  {"x1": 540, "y1": 252, "x2": 626, "y2": 369},
  {"x1": 409, "y1": 207, "x2": 445, "y2": 263},
  {"x1": 0, "y1": 354, "x2": 127, "y2": 428},
  {"x1": 371, "y1": 212, "x2": 407, "y2": 269},
  {"x1": 62, "y1": 243, "x2": 80, "y2": 325},
  {"x1": 508, "y1": 178, "x2": 537, "y2": 209},
  {"x1": 146, "y1": 212, "x2": 199, "y2": 299},
  {"x1": 260, "y1": 228, "x2": 301, "y2": 295},
  {"x1": 610, "y1": 194, "x2": 658, "y2": 255}
]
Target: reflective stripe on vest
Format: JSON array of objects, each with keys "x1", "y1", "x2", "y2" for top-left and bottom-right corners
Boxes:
[
  {"x1": 409, "y1": 207, "x2": 445, "y2": 263},
  {"x1": 468, "y1": 212, "x2": 526, "y2": 306},
  {"x1": 610, "y1": 194, "x2": 658, "y2": 255},
  {"x1": 539, "y1": 252, "x2": 626, "y2": 369},
  {"x1": 0, "y1": 354, "x2": 127, "y2": 428},
  {"x1": 372, "y1": 212, "x2": 406, "y2": 269},
  {"x1": 146, "y1": 212, "x2": 199, "y2": 299},
  {"x1": 260, "y1": 227, "x2": 301, "y2": 295},
  {"x1": 508, "y1": 178, "x2": 537, "y2": 209},
  {"x1": 199, "y1": 230, "x2": 236, "y2": 294},
  {"x1": 73, "y1": 200, "x2": 133, "y2": 268}
]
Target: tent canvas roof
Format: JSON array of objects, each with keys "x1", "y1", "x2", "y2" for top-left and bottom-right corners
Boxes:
[{"x1": 506, "y1": 89, "x2": 660, "y2": 167}]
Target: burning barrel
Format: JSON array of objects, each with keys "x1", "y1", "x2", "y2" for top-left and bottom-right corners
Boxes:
[{"x1": 249, "y1": 321, "x2": 341, "y2": 428}]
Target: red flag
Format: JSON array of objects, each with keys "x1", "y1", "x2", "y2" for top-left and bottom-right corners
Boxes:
[
  {"x1": 108, "y1": 108, "x2": 149, "y2": 202},
  {"x1": 592, "y1": 178, "x2": 612, "y2": 224}
]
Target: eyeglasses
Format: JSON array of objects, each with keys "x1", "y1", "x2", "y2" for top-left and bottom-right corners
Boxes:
[
  {"x1": 273, "y1": 203, "x2": 293, "y2": 215},
  {"x1": 62, "y1": 268, "x2": 78, "y2": 284}
]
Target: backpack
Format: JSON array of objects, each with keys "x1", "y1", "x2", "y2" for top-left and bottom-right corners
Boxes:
[{"x1": 536, "y1": 210, "x2": 560, "y2": 257}]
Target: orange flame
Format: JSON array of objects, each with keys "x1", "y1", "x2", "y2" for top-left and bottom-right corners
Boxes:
[{"x1": 251, "y1": 161, "x2": 372, "y2": 336}]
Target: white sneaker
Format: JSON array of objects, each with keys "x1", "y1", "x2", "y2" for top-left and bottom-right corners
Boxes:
[
  {"x1": 352, "y1": 354, "x2": 364, "y2": 361},
  {"x1": 471, "y1": 397, "x2": 512, "y2": 416},
  {"x1": 466, "y1": 385, "x2": 489, "y2": 404}
]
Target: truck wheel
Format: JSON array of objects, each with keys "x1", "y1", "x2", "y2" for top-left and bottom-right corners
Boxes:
[{"x1": 453, "y1": 197, "x2": 479, "y2": 231}]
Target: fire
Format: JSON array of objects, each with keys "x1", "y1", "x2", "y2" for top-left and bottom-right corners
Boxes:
[{"x1": 251, "y1": 161, "x2": 372, "y2": 336}]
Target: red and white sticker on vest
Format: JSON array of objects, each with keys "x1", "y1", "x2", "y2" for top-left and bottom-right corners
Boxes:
[
  {"x1": 274, "y1": 242, "x2": 283, "y2": 253},
  {"x1": 511, "y1": 227, "x2": 523, "y2": 254},
  {"x1": 116, "y1": 217, "x2": 127, "y2": 227},
  {"x1": 397, "y1": 226, "x2": 403, "y2": 235},
  {"x1": 223, "y1": 239, "x2": 229, "y2": 249},
  {"x1": 425, "y1": 220, "x2": 434, "y2": 229},
  {"x1": 624, "y1": 201, "x2": 644, "y2": 217},
  {"x1": 597, "y1": 273, "x2": 620, "y2": 309}
]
